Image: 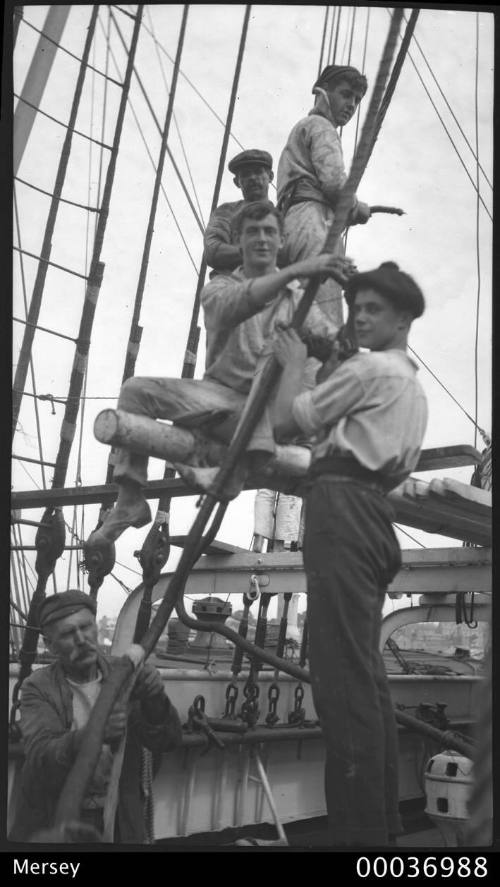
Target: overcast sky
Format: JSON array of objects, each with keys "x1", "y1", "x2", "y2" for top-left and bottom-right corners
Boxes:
[{"x1": 12, "y1": 5, "x2": 493, "y2": 619}]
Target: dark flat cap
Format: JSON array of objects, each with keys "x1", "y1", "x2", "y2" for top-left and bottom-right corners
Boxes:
[
  {"x1": 39, "y1": 590, "x2": 97, "y2": 630},
  {"x1": 344, "y1": 262, "x2": 425, "y2": 319},
  {"x1": 228, "y1": 149, "x2": 273, "y2": 174},
  {"x1": 313, "y1": 64, "x2": 368, "y2": 95}
]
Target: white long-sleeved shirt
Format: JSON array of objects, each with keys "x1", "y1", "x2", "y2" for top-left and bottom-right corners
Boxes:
[
  {"x1": 292, "y1": 349, "x2": 428, "y2": 490},
  {"x1": 202, "y1": 267, "x2": 338, "y2": 393}
]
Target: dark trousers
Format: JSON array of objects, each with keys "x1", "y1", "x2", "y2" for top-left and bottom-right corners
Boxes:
[{"x1": 302, "y1": 478, "x2": 403, "y2": 847}]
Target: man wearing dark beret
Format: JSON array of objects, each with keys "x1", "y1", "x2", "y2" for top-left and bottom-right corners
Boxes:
[
  {"x1": 277, "y1": 64, "x2": 372, "y2": 333},
  {"x1": 271, "y1": 262, "x2": 428, "y2": 847},
  {"x1": 9, "y1": 590, "x2": 182, "y2": 843},
  {"x1": 204, "y1": 149, "x2": 275, "y2": 274}
]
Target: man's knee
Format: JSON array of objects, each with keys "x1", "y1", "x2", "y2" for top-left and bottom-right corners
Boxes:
[{"x1": 118, "y1": 376, "x2": 148, "y2": 413}]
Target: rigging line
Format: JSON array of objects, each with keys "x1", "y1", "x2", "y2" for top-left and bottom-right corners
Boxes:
[
  {"x1": 137, "y1": 17, "x2": 246, "y2": 152},
  {"x1": 12, "y1": 6, "x2": 101, "y2": 437},
  {"x1": 96, "y1": 7, "x2": 112, "y2": 226},
  {"x1": 368, "y1": 9, "x2": 420, "y2": 164},
  {"x1": 382, "y1": 12, "x2": 492, "y2": 221},
  {"x1": 51, "y1": 6, "x2": 146, "y2": 494},
  {"x1": 332, "y1": 5, "x2": 342, "y2": 63},
  {"x1": 326, "y1": 7, "x2": 336, "y2": 66},
  {"x1": 14, "y1": 177, "x2": 100, "y2": 213},
  {"x1": 347, "y1": 5, "x2": 357, "y2": 65},
  {"x1": 10, "y1": 597, "x2": 29, "y2": 625},
  {"x1": 12, "y1": 247, "x2": 89, "y2": 280},
  {"x1": 111, "y1": 4, "x2": 138, "y2": 21},
  {"x1": 13, "y1": 317, "x2": 77, "y2": 344},
  {"x1": 11, "y1": 525, "x2": 32, "y2": 617},
  {"x1": 317, "y1": 6, "x2": 330, "y2": 77},
  {"x1": 403, "y1": 12, "x2": 492, "y2": 191},
  {"x1": 145, "y1": 5, "x2": 206, "y2": 228},
  {"x1": 19, "y1": 16, "x2": 123, "y2": 87},
  {"x1": 394, "y1": 525, "x2": 426, "y2": 549},
  {"x1": 117, "y1": 4, "x2": 190, "y2": 407},
  {"x1": 98, "y1": 10, "x2": 204, "y2": 248},
  {"x1": 408, "y1": 346, "x2": 483, "y2": 431},
  {"x1": 473, "y1": 14, "x2": 481, "y2": 450},
  {"x1": 13, "y1": 189, "x2": 48, "y2": 489},
  {"x1": 353, "y1": 7, "x2": 371, "y2": 148},
  {"x1": 13, "y1": 94, "x2": 114, "y2": 150},
  {"x1": 107, "y1": 7, "x2": 205, "y2": 235},
  {"x1": 68, "y1": 37, "x2": 100, "y2": 585},
  {"x1": 339, "y1": 6, "x2": 352, "y2": 65},
  {"x1": 120, "y1": 89, "x2": 199, "y2": 271}
]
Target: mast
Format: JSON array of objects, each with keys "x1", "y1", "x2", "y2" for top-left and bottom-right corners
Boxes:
[{"x1": 13, "y1": 5, "x2": 71, "y2": 175}]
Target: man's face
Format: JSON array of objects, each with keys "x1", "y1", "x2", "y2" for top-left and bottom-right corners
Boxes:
[
  {"x1": 238, "y1": 212, "x2": 283, "y2": 269},
  {"x1": 235, "y1": 164, "x2": 272, "y2": 201},
  {"x1": 353, "y1": 288, "x2": 408, "y2": 351},
  {"x1": 45, "y1": 608, "x2": 98, "y2": 679},
  {"x1": 327, "y1": 79, "x2": 363, "y2": 126}
]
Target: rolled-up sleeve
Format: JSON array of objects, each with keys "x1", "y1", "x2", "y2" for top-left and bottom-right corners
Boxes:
[
  {"x1": 202, "y1": 276, "x2": 264, "y2": 331},
  {"x1": 292, "y1": 362, "x2": 365, "y2": 434}
]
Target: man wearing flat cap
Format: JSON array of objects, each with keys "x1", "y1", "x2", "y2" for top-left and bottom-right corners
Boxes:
[
  {"x1": 271, "y1": 262, "x2": 428, "y2": 847},
  {"x1": 9, "y1": 590, "x2": 182, "y2": 843},
  {"x1": 204, "y1": 149, "x2": 275, "y2": 274},
  {"x1": 277, "y1": 64, "x2": 372, "y2": 333}
]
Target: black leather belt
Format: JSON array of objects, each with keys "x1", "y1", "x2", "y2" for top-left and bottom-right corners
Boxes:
[{"x1": 308, "y1": 456, "x2": 387, "y2": 491}]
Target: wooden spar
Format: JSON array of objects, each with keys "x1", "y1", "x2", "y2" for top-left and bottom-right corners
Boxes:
[
  {"x1": 13, "y1": 6, "x2": 71, "y2": 176},
  {"x1": 94, "y1": 408, "x2": 482, "y2": 474}
]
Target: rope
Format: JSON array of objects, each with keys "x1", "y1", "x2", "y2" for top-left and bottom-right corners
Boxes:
[
  {"x1": 365, "y1": 9, "x2": 419, "y2": 167},
  {"x1": 473, "y1": 14, "x2": 481, "y2": 449},
  {"x1": 332, "y1": 6, "x2": 342, "y2": 63},
  {"x1": 12, "y1": 6, "x2": 100, "y2": 436},
  {"x1": 96, "y1": 12, "x2": 200, "y2": 267},
  {"x1": 146, "y1": 6, "x2": 206, "y2": 228},
  {"x1": 394, "y1": 525, "x2": 426, "y2": 549},
  {"x1": 19, "y1": 16, "x2": 122, "y2": 86},
  {"x1": 405, "y1": 13, "x2": 492, "y2": 190},
  {"x1": 12, "y1": 247, "x2": 88, "y2": 280},
  {"x1": 13, "y1": 93, "x2": 114, "y2": 149},
  {"x1": 137, "y1": 17, "x2": 246, "y2": 152},
  {"x1": 118, "y1": 5, "x2": 190, "y2": 392},
  {"x1": 14, "y1": 177, "x2": 100, "y2": 212},
  {"x1": 317, "y1": 6, "x2": 330, "y2": 77},
  {"x1": 383, "y1": 10, "x2": 492, "y2": 222},
  {"x1": 51, "y1": 7, "x2": 145, "y2": 493},
  {"x1": 346, "y1": 6, "x2": 357, "y2": 65},
  {"x1": 408, "y1": 346, "x2": 488, "y2": 436},
  {"x1": 13, "y1": 190, "x2": 48, "y2": 487}
]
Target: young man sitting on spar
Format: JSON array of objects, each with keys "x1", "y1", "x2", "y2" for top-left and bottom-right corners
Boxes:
[{"x1": 89, "y1": 201, "x2": 355, "y2": 547}]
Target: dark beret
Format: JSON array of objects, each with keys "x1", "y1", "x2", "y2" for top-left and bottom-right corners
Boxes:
[
  {"x1": 228, "y1": 149, "x2": 273, "y2": 174},
  {"x1": 344, "y1": 262, "x2": 425, "y2": 319},
  {"x1": 39, "y1": 590, "x2": 97, "y2": 631},
  {"x1": 313, "y1": 64, "x2": 368, "y2": 95}
]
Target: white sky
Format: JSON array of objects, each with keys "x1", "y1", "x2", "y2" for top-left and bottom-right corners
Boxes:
[{"x1": 12, "y1": 5, "x2": 493, "y2": 619}]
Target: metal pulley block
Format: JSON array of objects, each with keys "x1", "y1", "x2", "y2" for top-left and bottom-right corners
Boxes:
[
  {"x1": 83, "y1": 532, "x2": 115, "y2": 594},
  {"x1": 35, "y1": 507, "x2": 66, "y2": 579}
]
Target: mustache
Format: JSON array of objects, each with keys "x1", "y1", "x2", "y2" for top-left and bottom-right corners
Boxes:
[{"x1": 71, "y1": 642, "x2": 98, "y2": 659}]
